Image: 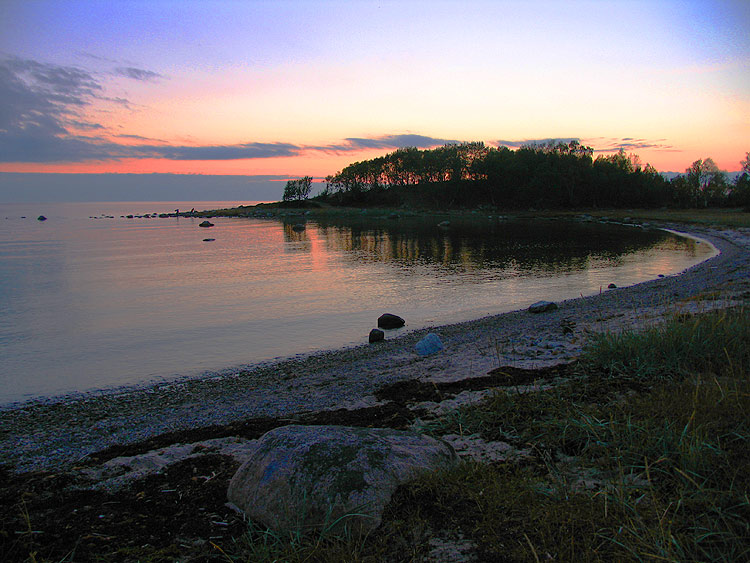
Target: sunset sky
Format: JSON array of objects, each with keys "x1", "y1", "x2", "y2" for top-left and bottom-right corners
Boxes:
[{"x1": 1, "y1": 0, "x2": 748, "y2": 200}]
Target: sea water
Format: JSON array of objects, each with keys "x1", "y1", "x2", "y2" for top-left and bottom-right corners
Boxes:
[{"x1": 0, "y1": 202, "x2": 716, "y2": 404}]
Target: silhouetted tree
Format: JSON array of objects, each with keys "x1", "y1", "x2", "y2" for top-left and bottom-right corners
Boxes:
[
  {"x1": 729, "y1": 152, "x2": 750, "y2": 208},
  {"x1": 283, "y1": 176, "x2": 313, "y2": 202},
  {"x1": 318, "y1": 143, "x2": 731, "y2": 210},
  {"x1": 685, "y1": 158, "x2": 727, "y2": 207}
]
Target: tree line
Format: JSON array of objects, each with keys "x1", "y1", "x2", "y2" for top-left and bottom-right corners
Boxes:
[{"x1": 302, "y1": 142, "x2": 750, "y2": 210}]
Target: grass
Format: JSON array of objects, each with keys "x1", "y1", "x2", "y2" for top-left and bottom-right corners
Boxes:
[
  {"x1": 553, "y1": 208, "x2": 750, "y2": 229},
  {"x1": 218, "y1": 307, "x2": 750, "y2": 562},
  {"x1": 206, "y1": 202, "x2": 750, "y2": 229}
]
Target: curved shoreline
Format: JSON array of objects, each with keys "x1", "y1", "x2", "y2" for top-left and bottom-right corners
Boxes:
[{"x1": 2, "y1": 223, "x2": 749, "y2": 474}]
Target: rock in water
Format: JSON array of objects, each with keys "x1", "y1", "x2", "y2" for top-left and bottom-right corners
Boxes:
[
  {"x1": 37, "y1": 215, "x2": 47, "y2": 221},
  {"x1": 378, "y1": 313, "x2": 405, "y2": 329},
  {"x1": 369, "y1": 328, "x2": 385, "y2": 343},
  {"x1": 227, "y1": 425, "x2": 458, "y2": 535},
  {"x1": 415, "y1": 333, "x2": 444, "y2": 356},
  {"x1": 199, "y1": 220, "x2": 214, "y2": 228},
  {"x1": 528, "y1": 300, "x2": 558, "y2": 314}
]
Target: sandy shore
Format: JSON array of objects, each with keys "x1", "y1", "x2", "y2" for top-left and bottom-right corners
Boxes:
[{"x1": 2, "y1": 222, "x2": 749, "y2": 474}]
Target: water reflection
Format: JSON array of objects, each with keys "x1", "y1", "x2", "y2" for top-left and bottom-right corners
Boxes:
[
  {"x1": 0, "y1": 206, "x2": 713, "y2": 404},
  {"x1": 287, "y1": 216, "x2": 698, "y2": 276},
  {"x1": 282, "y1": 222, "x2": 312, "y2": 252}
]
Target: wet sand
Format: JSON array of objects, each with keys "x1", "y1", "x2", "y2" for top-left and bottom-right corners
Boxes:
[{"x1": 1, "y1": 222, "x2": 749, "y2": 474}]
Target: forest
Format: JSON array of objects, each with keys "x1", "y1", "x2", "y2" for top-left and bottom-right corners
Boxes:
[{"x1": 315, "y1": 141, "x2": 750, "y2": 210}]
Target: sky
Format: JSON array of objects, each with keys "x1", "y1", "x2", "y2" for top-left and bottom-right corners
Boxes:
[{"x1": 0, "y1": 0, "x2": 748, "y2": 201}]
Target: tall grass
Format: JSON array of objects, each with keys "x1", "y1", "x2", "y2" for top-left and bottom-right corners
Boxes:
[{"x1": 581, "y1": 307, "x2": 750, "y2": 381}]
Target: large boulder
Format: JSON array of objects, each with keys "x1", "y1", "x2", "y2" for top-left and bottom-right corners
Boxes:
[
  {"x1": 227, "y1": 425, "x2": 458, "y2": 535},
  {"x1": 378, "y1": 313, "x2": 405, "y2": 329}
]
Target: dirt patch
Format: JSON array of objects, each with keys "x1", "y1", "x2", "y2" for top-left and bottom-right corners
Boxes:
[{"x1": 375, "y1": 362, "x2": 574, "y2": 405}]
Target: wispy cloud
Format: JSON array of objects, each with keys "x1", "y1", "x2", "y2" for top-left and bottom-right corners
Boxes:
[
  {"x1": 115, "y1": 66, "x2": 164, "y2": 82},
  {"x1": 145, "y1": 142, "x2": 300, "y2": 160},
  {"x1": 0, "y1": 56, "x2": 111, "y2": 162},
  {"x1": 494, "y1": 137, "x2": 678, "y2": 154},
  {"x1": 335, "y1": 134, "x2": 461, "y2": 151},
  {"x1": 0, "y1": 56, "x2": 167, "y2": 163},
  {"x1": 494, "y1": 138, "x2": 579, "y2": 149},
  {"x1": 116, "y1": 133, "x2": 166, "y2": 142},
  {"x1": 588, "y1": 137, "x2": 677, "y2": 153}
]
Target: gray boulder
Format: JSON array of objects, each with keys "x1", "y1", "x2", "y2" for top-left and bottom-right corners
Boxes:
[
  {"x1": 415, "y1": 333, "x2": 444, "y2": 356},
  {"x1": 199, "y1": 220, "x2": 214, "y2": 228},
  {"x1": 528, "y1": 300, "x2": 558, "y2": 314},
  {"x1": 378, "y1": 313, "x2": 405, "y2": 329},
  {"x1": 227, "y1": 425, "x2": 458, "y2": 535}
]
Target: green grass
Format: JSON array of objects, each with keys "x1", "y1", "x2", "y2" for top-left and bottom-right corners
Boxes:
[
  {"x1": 207, "y1": 203, "x2": 750, "y2": 229},
  {"x1": 580, "y1": 307, "x2": 750, "y2": 382},
  {"x1": 558, "y1": 208, "x2": 750, "y2": 228},
  {"x1": 219, "y1": 307, "x2": 750, "y2": 562}
]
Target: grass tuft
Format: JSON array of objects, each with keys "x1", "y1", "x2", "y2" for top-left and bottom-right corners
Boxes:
[{"x1": 581, "y1": 307, "x2": 750, "y2": 382}]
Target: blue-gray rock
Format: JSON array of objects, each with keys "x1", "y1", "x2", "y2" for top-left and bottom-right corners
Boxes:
[
  {"x1": 378, "y1": 313, "x2": 405, "y2": 329},
  {"x1": 37, "y1": 215, "x2": 47, "y2": 221},
  {"x1": 199, "y1": 220, "x2": 214, "y2": 228},
  {"x1": 528, "y1": 300, "x2": 558, "y2": 314},
  {"x1": 227, "y1": 425, "x2": 458, "y2": 535},
  {"x1": 369, "y1": 328, "x2": 385, "y2": 343},
  {"x1": 415, "y1": 333, "x2": 444, "y2": 356}
]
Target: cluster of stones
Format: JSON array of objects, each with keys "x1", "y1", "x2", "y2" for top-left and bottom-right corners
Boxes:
[{"x1": 368, "y1": 313, "x2": 405, "y2": 343}]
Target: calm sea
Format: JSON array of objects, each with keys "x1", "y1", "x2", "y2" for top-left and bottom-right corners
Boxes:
[{"x1": 0, "y1": 202, "x2": 715, "y2": 405}]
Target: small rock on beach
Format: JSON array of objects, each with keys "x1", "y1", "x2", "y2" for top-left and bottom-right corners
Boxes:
[
  {"x1": 528, "y1": 300, "x2": 558, "y2": 314},
  {"x1": 369, "y1": 328, "x2": 385, "y2": 343},
  {"x1": 416, "y1": 333, "x2": 444, "y2": 356},
  {"x1": 378, "y1": 313, "x2": 405, "y2": 329}
]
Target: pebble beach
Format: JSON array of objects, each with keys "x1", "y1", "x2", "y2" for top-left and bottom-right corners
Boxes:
[{"x1": 2, "y1": 222, "x2": 749, "y2": 475}]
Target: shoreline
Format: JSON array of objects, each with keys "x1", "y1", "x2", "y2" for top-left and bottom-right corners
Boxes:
[{"x1": 1, "y1": 222, "x2": 749, "y2": 474}]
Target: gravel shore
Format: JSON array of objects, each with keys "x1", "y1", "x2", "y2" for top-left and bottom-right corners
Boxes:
[{"x1": 2, "y1": 222, "x2": 749, "y2": 474}]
